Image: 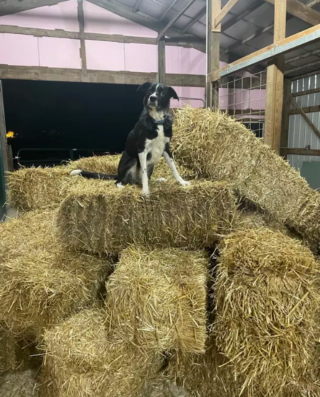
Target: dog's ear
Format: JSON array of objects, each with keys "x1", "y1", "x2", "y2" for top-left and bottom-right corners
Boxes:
[
  {"x1": 168, "y1": 87, "x2": 179, "y2": 101},
  {"x1": 137, "y1": 82, "x2": 152, "y2": 94}
]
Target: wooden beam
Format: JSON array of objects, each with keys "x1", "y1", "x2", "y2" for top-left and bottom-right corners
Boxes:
[
  {"x1": 77, "y1": 0, "x2": 87, "y2": 72},
  {"x1": 283, "y1": 148, "x2": 320, "y2": 156},
  {"x1": 181, "y1": 6, "x2": 206, "y2": 33},
  {"x1": 285, "y1": 48, "x2": 320, "y2": 64},
  {"x1": 264, "y1": 0, "x2": 286, "y2": 153},
  {"x1": 207, "y1": 0, "x2": 221, "y2": 108},
  {"x1": 0, "y1": 0, "x2": 67, "y2": 16},
  {"x1": 307, "y1": 0, "x2": 320, "y2": 7},
  {"x1": 158, "y1": 39, "x2": 166, "y2": 84},
  {"x1": 0, "y1": 81, "x2": 8, "y2": 181},
  {"x1": 221, "y1": 1, "x2": 264, "y2": 32},
  {"x1": 289, "y1": 105, "x2": 320, "y2": 114},
  {"x1": 264, "y1": 0, "x2": 320, "y2": 25},
  {"x1": 133, "y1": 0, "x2": 143, "y2": 13},
  {"x1": 280, "y1": 79, "x2": 291, "y2": 159},
  {"x1": 158, "y1": 0, "x2": 196, "y2": 41},
  {"x1": 0, "y1": 65, "x2": 205, "y2": 87},
  {"x1": 0, "y1": 24, "x2": 158, "y2": 43},
  {"x1": 210, "y1": 24, "x2": 320, "y2": 80},
  {"x1": 291, "y1": 95, "x2": 320, "y2": 140},
  {"x1": 213, "y1": 0, "x2": 240, "y2": 28}
]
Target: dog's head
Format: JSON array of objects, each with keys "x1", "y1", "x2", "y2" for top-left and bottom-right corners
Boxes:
[{"x1": 137, "y1": 82, "x2": 179, "y2": 111}]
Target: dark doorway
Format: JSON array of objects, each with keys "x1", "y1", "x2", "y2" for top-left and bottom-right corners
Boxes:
[{"x1": 2, "y1": 80, "x2": 143, "y2": 168}]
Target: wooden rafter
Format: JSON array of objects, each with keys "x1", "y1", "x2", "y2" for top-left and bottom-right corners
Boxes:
[
  {"x1": 158, "y1": 0, "x2": 196, "y2": 40},
  {"x1": 264, "y1": 0, "x2": 320, "y2": 25},
  {"x1": 213, "y1": 0, "x2": 240, "y2": 29},
  {"x1": 285, "y1": 59, "x2": 320, "y2": 76},
  {"x1": 221, "y1": 1, "x2": 264, "y2": 32},
  {"x1": 0, "y1": 0, "x2": 67, "y2": 16}
]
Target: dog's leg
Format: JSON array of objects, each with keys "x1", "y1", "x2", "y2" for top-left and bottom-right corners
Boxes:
[
  {"x1": 138, "y1": 151, "x2": 150, "y2": 196},
  {"x1": 163, "y1": 144, "x2": 190, "y2": 187}
]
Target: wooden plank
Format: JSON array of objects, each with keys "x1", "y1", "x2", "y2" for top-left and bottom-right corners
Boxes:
[
  {"x1": 0, "y1": 0, "x2": 67, "y2": 16},
  {"x1": 210, "y1": 24, "x2": 320, "y2": 79},
  {"x1": 0, "y1": 81, "x2": 8, "y2": 182},
  {"x1": 214, "y1": 0, "x2": 240, "y2": 28},
  {"x1": 280, "y1": 79, "x2": 292, "y2": 159},
  {"x1": 206, "y1": 0, "x2": 221, "y2": 108},
  {"x1": 0, "y1": 24, "x2": 157, "y2": 43},
  {"x1": 158, "y1": 0, "x2": 196, "y2": 40},
  {"x1": 307, "y1": 0, "x2": 320, "y2": 7},
  {"x1": 77, "y1": 0, "x2": 87, "y2": 72},
  {"x1": 291, "y1": 95, "x2": 320, "y2": 140},
  {"x1": 285, "y1": 59, "x2": 320, "y2": 76},
  {"x1": 264, "y1": 0, "x2": 320, "y2": 25},
  {"x1": 283, "y1": 148, "x2": 320, "y2": 156},
  {"x1": 289, "y1": 105, "x2": 320, "y2": 114},
  {"x1": 264, "y1": 0, "x2": 286, "y2": 153},
  {"x1": 0, "y1": 65, "x2": 205, "y2": 87},
  {"x1": 158, "y1": 39, "x2": 166, "y2": 84},
  {"x1": 292, "y1": 87, "x2": 320, "y2": 97}
]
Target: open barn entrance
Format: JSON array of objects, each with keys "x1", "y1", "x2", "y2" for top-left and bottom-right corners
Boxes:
[{"x1": 2, "y1": 80, "x2": 143, "y2": 169}]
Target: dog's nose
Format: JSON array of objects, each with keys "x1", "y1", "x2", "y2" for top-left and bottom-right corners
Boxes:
[{"x1": 149, "y1": 96, "x2": 156, "y2": 102}]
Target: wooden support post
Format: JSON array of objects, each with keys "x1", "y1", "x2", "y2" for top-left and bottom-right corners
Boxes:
[
  {"x1": 264, "y1": 0, "x2": 286, "y2": 153},
  {"x1": 206, "y1": 0, "x2": 221, "y2": 108},
  {"x1": 77, "y1": 0, "x2": 87, "y2": 72},
  {"x1": 280, "y1": 78, "x2": 291, "y2": 159},
  {"x1": 158, "y1": 39, "x2": 166, "y2": 84}
]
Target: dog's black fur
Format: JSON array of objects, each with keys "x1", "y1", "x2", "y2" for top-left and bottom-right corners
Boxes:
[{"x1": 71, "y1": 82, "x2": 189, "y2": 195}]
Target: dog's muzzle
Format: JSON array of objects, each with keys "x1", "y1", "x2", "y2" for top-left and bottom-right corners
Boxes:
[{"x1": 148, "y1": 95, "x2": 157, "y2": 107}]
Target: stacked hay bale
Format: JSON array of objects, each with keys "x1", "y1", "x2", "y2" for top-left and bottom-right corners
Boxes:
[
  {"x1": 172, "y1": 106, "x2": 320, "y2": 251},
  {"x1": 8, "y1": 155, "x2": 193, "y2": 213},
  {"x1": 56, "y1": 180, "x2": 236, "y2": 254},
  {"x1": 0, "y1": 210, "x2": 113, "y2": 338},
  {"x1": 214, "y1": 228, "x2": 320, "y2": 397}
]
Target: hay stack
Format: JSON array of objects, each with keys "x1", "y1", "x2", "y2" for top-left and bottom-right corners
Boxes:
[
  {"x1": 0, "y1": 211, "x2": 112, "y2": 337},
  {"x1": 0, "y1": 369, "x2": 38, "y2": 397},
  {"x1": 105, "y1": 247, "x2": 208, "y2": 354},
  {"x1": 172, "y1": 107, "x2": 320, "y2": 249},
  {"x1": 214, "y1": 228, "x2": 320, "y2": 396},
  {"x1": 56, "y1": 180, "x2": 236, "y2": 254},
  {"x1": 42, "y1": 309, "x2": 163, "y2": 397},
  {"x1": 8, "y1": 155, "x2": 193, "y2": 212}
]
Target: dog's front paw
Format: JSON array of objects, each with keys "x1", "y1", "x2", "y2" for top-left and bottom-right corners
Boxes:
[
  {"x1": 179, "y1": 180, "x2": 190, "y2": 187},
  {"x1": 155, "y1": 178, "x2": 167, "y2": 183},
  {"x1": 142, "y1": 189, "x2": 150, "y2": 197}
]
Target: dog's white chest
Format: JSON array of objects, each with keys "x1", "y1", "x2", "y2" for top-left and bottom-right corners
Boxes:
[{"x1": 146, "y1": 126, "x2": 168, "y2": 164}]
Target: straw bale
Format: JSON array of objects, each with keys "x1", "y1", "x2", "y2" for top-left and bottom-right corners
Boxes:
[
  {"x1": 8, "y1": 155, "x2": 193, "y2": 213},
  {"x1": 0, "y1": 211, "x2": 112, "y2": 337},
  {"x1": 56, "y1": 180, "x2": 236, "y2": 254},
  {"x1": 105, "y1": 247, "x2": 208, "y2": 354},
  {"x1": 0, "y1": 369, "x2": 38, "y2": 397},
  {"x1": 42, "y1": 309, "x2": 163, "y2": 397},
  {"x1": 172, "y1": 107, "x2": 320, "y2": 249},
  {"x1": 214, "y1": 228, "x2": 320, "y2": 397}
]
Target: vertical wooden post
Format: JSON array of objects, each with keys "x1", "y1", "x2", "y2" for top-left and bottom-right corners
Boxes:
[
  {"x1": 264, "y1": 0, "x2": 286, "y2": 153},
  {"x1": 77, "y1": 0, "x2": 87, "y2": 72},
  {"x1": 158, "y1": 39, "x2": 166, "y2": 84},
  {"x1": 206, "y1": 0, "x2": 221, "y2": 108},
  {"x1": 0, "y1": 81, "x2": 8, "y2": 175},
  {"x1": 280, "y1": 78, "x2": 292, "y2": 159}
]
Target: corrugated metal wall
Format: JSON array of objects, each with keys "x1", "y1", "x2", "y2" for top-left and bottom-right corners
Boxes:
[{"x1": 288, "y1": 74, "x2": 320, "y2": 171}]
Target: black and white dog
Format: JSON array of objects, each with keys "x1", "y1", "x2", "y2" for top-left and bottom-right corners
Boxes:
[{"x1": 70, "y1": 82, "x2": 189, "y2": 196}]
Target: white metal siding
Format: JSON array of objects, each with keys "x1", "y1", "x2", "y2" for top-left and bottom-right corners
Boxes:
[{"x1": 288, "y1": 73, "x2": 320, "y2": 171}]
